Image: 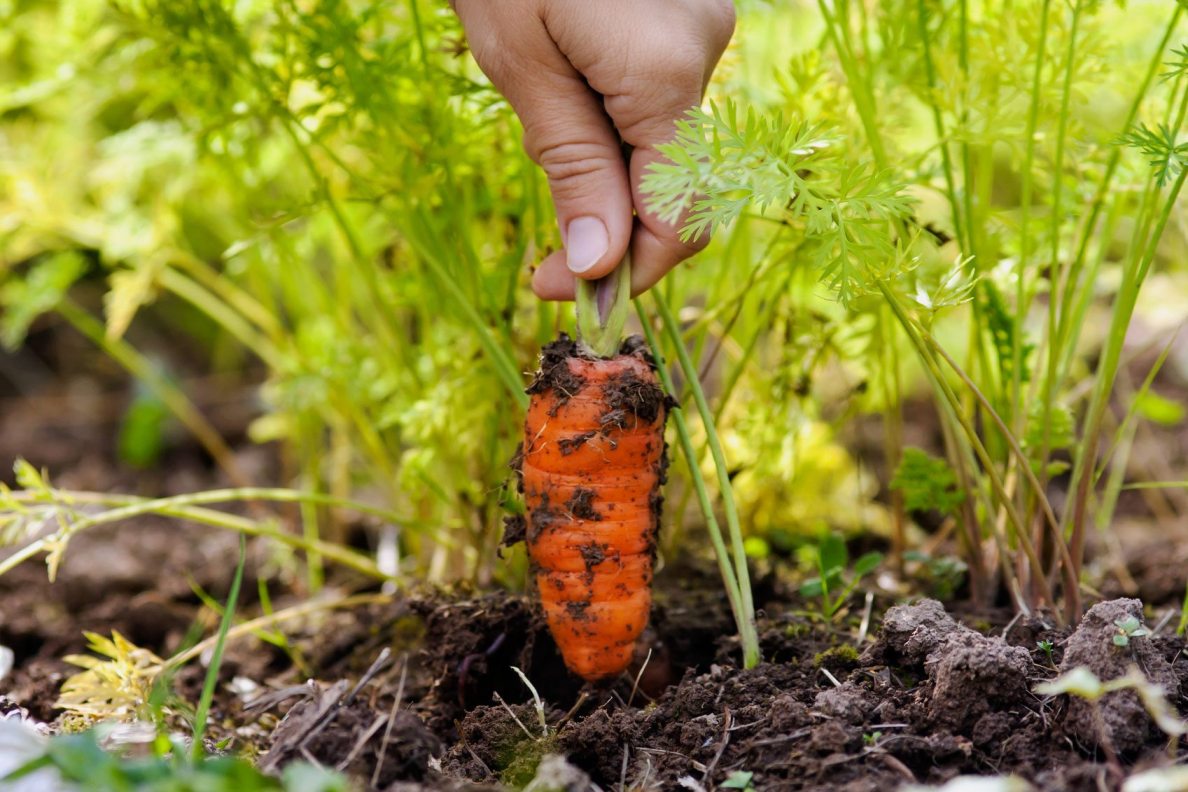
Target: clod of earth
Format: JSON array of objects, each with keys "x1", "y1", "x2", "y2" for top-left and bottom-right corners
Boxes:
[
  {"x1": 1057, "y1": 598, "x2": 1179, "y2": 753},
  {"x1": 864, "y1": 598, "x2": 1032, "y2": 731}
]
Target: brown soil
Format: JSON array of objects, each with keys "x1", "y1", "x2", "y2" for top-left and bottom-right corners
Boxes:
[{"x1": 4, "y1": 537, "x2": 1187, "y2": 792}]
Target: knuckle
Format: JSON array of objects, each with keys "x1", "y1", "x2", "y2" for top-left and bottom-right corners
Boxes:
[
  {"x1": 714, "y1": 0, "x2": 737, "y2": 31},
  {"x1": 641, "y1": 42, "x2": 705, "y2": 90},
  {"x1": 709, "y1": 1, "x2": 736, "y2": 47},
  {"x1": 529, "y1": 140, "x2": 619, "y2": 189}
]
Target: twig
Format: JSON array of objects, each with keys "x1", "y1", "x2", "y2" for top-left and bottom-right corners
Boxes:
[
  {"x1": 858, "y1": 591, "x2": 874, "y2": 645},
  {"x1": 557, "y1": 690, "x2": 591, "y2": 732},
  {"x1": 628, "y1": 648, "x2": 653, "y2": 708},
  {"x1": 743, "y1": 727, "x2": 811, "y2": 748},
  {"x1": 371, "y1": 656, "x2": 408, "y2": 788},
  {"x1": 336, "y1": 713, "x2": 388, "y2": 772},
  {"x1": 1001, "y1": 611, "x2": 1025, "y2": 642},
  {"x1": 701, "y1": 708, "x2": 733, "y2": 783},
  {"x1": 458, "y1": 728, "x2": 494, "y2": 778},
  {"x1": 638, "y1": 746, "x2": 706, "y2": 773},
  {"x1": 493, "y1": 691, "x2": 535, "y2": 740},
  {"x1": 820, "y1": 668, "x2": 843, "y2": 688},
  {"x1": 346, "y1": 648, "x2": 392, "y2": 705}
]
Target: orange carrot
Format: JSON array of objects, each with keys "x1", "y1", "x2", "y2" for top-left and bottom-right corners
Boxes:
[{"x1": 518, "y1": 334, "x2": 670, "y2": 681}]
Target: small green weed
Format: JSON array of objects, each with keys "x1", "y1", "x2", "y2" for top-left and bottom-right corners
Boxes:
[
  {"x1": 799, "y1": 533, "x2": 882, "y2": 621},
  {"x1": 1036, "y1": 640, "x2": 1055, "y2": 667},
  {"x1": 721, "y1": 770, "x2": 757, "y2": 792},
  {"x1": 1111, "y1": 615, "x2": 1150, "y2": 648},
  {"x1": 4, "y1": 728, "x2": 349, "y2": 792}
]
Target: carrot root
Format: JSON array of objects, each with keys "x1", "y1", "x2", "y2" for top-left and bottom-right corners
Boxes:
[{"x1": 518, "y1": 334, "x2": 670, "y2": 681}]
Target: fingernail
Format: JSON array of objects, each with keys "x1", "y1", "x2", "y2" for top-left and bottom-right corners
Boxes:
[{"x1": 565, "y1": 217, "x2": 609, "y2": 274}]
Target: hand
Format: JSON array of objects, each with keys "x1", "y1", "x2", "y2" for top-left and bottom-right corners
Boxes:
[{"x1": 452, "y1": 0, "x2": 735, "y2": 300}]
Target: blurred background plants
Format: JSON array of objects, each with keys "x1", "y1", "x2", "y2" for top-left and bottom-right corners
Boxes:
[{"x1": 2, "y1": 0, "x2": 1187, "y2": 627}]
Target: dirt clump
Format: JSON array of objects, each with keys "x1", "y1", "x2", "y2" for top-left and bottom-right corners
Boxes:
[
  {"x1": 525, "y1": 334, "x2": 586, "y2": 407},
  {"x1": 814, "y1": 682, "x2": 877, "y2": 724},
  {"x1": 864, "y1": 598, "x2": 1031, "y2": 731},
  {"x1": 1057, "y1": 598, "x2": 1181, "y2": 754},
  {"x1": 926, "y1": 629, "x2": 1031, "y2": 731},
  {"x1": 865, "y1": 597, "x2": 965, "y2": 666}
]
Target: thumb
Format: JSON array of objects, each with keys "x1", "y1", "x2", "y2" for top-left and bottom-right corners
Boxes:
[
  {"x1": 515, "y1": 77, "x2": 633, "y2": 282},
  {"x1": 453, "y1": 4, "x2": 631, "y2": 282}
]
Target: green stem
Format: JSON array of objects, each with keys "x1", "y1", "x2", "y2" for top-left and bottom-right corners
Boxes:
[
  {"x1": 56, "y1": 300, "x2": 252, "y2": 489},
  {"x1": 0, "y1": 488, "x2": 416, "y2": 581},
  {"x1": 165, "y1": 593, "x2": 392, "y2": 671},
  {"x1": 404, "y1": 208, "x2": 529, "y2": 409},
  {"x1": 1054, "y1": 4, "x2": 1181, "y2": 379},
  {"x1": 192, "y1": 534, "x2": 245, "y2": 757},
  {"x1": 879, "y1": 284, "x2": 1061, "y2": 616},
  {"x1": 1065, "y1": 163, "x2": 1188, "y2": 573},
  {"x1": 1012, "y1": 0, "x2": 1052, "y2": 432},
  {"x1": 635, "y1": 303, "x2": 757, "y2": 666},
  {"x1": 652, "y1": 294, "x2": 760, "y2": 667},
  {"x1": 815, "y1": 0, "x2": 888, "y2": 169},
  {"x1": 576, "y1": 257, "x2": 632, "y2": 358},
  {"x1": 915, "y1": 0, "x2": 967, "y2": 254},
  {"x1": 1035, "y1": 1, "x2": 1082, "y2": 499}
]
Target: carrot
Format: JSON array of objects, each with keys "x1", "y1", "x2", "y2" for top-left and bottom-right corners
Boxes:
[{"x1": 518, "y1": 334, "x2": 670, "y2": 681}]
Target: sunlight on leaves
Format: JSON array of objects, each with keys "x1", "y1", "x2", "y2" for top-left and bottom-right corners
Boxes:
[{"x1": 56, "y1": 631, "x2": 166, "y2": 723}]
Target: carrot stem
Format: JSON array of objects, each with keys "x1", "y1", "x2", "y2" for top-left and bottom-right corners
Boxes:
[
  {"x1": 640, "y1": 297, "x2": 761, "y2": 668},
  {"x1": 576, "y1": 255, "x2": 632, "y2": 358}
]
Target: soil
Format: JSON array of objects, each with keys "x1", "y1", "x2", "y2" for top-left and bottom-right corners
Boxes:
[
  {"x1": 2, "y1": 324, "x2": 1187, "y2": 791},
  {"x1": 4, "y1": 538, "x2": 1187, "y2": 791}
]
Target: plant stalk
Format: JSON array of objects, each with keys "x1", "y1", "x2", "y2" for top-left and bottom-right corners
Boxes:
[
  {"x1": 576, "y1": 256, "x2": 632, "y2": 358},
  {"x1": 651, "y1": 294, "x2": 760, "y2": 667}
]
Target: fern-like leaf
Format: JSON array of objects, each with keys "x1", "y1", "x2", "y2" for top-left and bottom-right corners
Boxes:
[{"x1": 1118, "y1": 123, "x2": 1188, "y2": 187}]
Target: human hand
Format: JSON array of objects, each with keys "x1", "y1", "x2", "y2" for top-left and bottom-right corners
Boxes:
[{"x1": 452, "y1": 0, "x2": 735, "y2": 300}]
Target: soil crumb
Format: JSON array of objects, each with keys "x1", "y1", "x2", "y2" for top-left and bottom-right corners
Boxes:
[
  {"x1": 565, "y1": 488, "x2": 601, "y2": 521},
  {"x1": 1057, "y1": 598, "x2": 1180, "y2": 753},
  {"x1": 525, "y1": 334, "x2": 586, "y2": 405}
]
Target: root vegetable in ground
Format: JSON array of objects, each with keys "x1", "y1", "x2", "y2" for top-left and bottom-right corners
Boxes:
[{"x1": 518, "y1": 334, "x2": 670, "y2": 681}]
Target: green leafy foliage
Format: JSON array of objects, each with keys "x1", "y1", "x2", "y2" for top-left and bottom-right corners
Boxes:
[
  {"x1": 890, "y1": 448, "x2": 964, "y2": 517},
  {"x1": 641, "y1": 101, "x2": 915, "y2": 304},
  {"x1": 0, "y1": 253, "x2": 87, "y2": 349},
  {"x1": 721, "y1": 770, "x2": 758, "y2": 791},
  {"x1": 1118, "y1": 123, "x2": 1188, "y2": 187},
  {"x1": 1133, "y1": 391, "x2": 1185, "y2": 426},
  {"x1": 5, "y1": 728, "x2": 349, "y2": 791},
  {"x1": 798, "y1": 532, "x2": 882, "y2": 620},
  {"x1": 2, "y1": 0, "x2": 1186, "y2": 628},
  {"x1": 1161, "y1": 43, "x2": 1188, "y2": 82},
  {"x1": 1111, "y1": 615, "x2": 1150, "y2": 647},
  {"x1": 982, "y1": 281, "x2": 1032, "y2": 385}
]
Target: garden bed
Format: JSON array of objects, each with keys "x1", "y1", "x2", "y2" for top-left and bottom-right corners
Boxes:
[{"x1": 4, "y1": 516, "x2": 1186, "y2": 791}]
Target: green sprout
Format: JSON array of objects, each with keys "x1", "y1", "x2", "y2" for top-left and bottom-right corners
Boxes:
[
  {"x1": 721, "y1": 770, "x2": 757, "y2": 792},
  {"x1": 799, "y1": 533, "x2": 883, "y2": 622},
  {"x1": 1036, "y1": 640, "x2": 1055, "y2": 666},
  {"x1": 1111, "y1": 615, "x2": 1150, "y2": 647}
]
